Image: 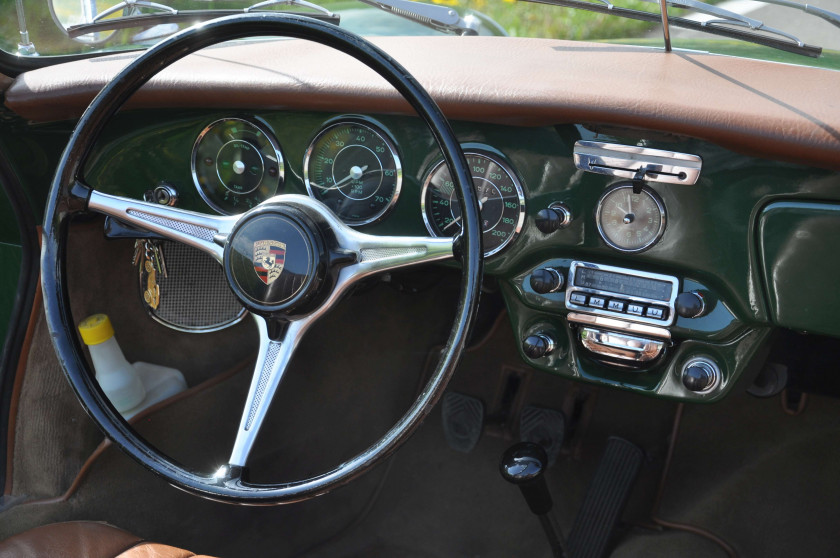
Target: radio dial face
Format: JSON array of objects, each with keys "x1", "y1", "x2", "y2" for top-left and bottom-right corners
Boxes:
[{"x1": 596, "y1": 183, "x2": 666, "y2": 253}]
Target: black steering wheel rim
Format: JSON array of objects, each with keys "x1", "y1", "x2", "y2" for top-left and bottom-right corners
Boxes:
[{"x1": 41, "y1": 13, "x2": 483, "y2": 504}]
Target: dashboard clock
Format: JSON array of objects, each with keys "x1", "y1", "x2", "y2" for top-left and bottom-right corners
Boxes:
[{"x1": 596, "y1": 182, "x2": 666, "y2": 253}]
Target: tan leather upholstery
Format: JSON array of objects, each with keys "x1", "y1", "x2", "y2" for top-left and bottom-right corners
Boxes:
[
  {"x1": 0, "y1": 521, "x2": 215, "y2": 558},
  {"x1": 6, "y1": 36, "x2": 840, "y2": 170}
]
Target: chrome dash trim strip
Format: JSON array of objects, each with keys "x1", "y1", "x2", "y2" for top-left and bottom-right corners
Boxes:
[{"x1": 567, "y1": 312, "x2": 672, "y2": 340}]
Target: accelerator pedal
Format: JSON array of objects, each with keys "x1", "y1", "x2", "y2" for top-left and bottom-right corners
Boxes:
[
  {"x1": 567, "y1": 437, "x2": 643, "y2": 558},
  {"x1": 441, "y1": 392, "x2": 484, "y2": 453},
  {"x1": 519, "y1": 405, "x2": 566, "y2": 466}
]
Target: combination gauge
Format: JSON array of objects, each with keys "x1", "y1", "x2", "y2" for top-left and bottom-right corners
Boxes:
[{"x1": 191, "y1": 118, "x2": 284, "y2": 214}]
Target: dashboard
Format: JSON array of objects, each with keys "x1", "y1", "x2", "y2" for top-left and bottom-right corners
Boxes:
[{"x1": 7, "y1": 36, "x2": 840, "y2": 405}]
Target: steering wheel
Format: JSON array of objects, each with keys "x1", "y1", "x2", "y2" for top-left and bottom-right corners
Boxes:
[{"x1": 41, "y1": 13, "x2": 482, "y2": 505}]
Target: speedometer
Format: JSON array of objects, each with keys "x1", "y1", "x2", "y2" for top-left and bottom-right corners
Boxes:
[
  {"x1": 304, "y1": 120, "x2": 402, "y2": 226},
  {"x1": 421, "y1": 152, "x2": 525, "y2": 257}
]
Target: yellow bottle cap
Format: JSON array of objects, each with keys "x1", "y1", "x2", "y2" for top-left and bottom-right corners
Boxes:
[{"x1": 78, "y1": 314, "x2": 115, "y2": 346}]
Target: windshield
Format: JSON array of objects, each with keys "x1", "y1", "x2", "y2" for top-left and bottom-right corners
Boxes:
[{"x1": 1, "y1": 0, "x2": 839, "y2": 70}]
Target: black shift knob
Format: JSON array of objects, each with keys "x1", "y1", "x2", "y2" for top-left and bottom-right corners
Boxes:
[{"x1": 500, "y1": 442, "x2": 553, "y2": 515}]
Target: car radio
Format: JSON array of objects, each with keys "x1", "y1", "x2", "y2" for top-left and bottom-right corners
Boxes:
[{"x1": 565, "y1": 261, "x2": 679, "y2": 327}]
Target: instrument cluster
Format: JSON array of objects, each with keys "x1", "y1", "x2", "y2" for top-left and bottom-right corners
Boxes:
[{"x1": 191, "y1": 115, "x2": 527, "y2": 258}]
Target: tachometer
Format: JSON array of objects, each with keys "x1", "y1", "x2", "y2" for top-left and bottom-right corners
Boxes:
[
  {"x1": 596, "y1": 182, "x2": 666, "y2": 252},
  {"x1": 304, "y1": 120, "x2": 402, "y2": 226},
  {"x1": 191, "y1": 118, "x2": 284, "y2": 214},
  {"x1": 421, "y1": 151, "x2": 525, "y2": 257}
]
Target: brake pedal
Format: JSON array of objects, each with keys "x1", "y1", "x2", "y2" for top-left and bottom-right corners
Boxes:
[
  {"x1": 519, "y1": 405, "x2": 566, "y2": 466},
  {"x1": 566, "y1": 437, "x2": 643, "y2": 558},
  {"x1": 441, "y1": 392, "x2": 484, "y2": 452}
]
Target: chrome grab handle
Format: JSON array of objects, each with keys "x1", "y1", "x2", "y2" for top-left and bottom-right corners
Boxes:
[
  {"x1": 580, "y1": 327, "x2": 665, "y2": 362},
  {"x1": 573, "y1": 140, "x2": 702, "y2": 185}
]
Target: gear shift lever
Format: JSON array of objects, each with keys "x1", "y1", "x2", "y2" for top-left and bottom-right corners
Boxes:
[{"x1": 500, "y1": 442, "x2": 567, "y2": 558}]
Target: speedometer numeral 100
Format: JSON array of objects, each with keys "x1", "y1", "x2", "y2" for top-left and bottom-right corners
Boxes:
[
  {"x1": 304, "y1": 120, "x2": 402, "y2": 226},
  {"x1": 421, "y1": 152, "x2": 526, "y2": 257}
]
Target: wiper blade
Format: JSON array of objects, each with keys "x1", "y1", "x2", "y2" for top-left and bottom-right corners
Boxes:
[
  {"x1": 67, "y1": 0, "x2": 339, "y2": 39},
  {"x1": 356, "y1": 0, "x2": 480, "y2": 35},
  {"x1": 742, "y1": 0, "x2": 840, "y2": 29},
  {"x1": 519, "y1": 0, "x2": 822, "y2": 57}
]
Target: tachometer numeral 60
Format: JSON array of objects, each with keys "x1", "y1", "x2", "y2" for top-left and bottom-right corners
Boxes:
[{"x1": 304, "y1": 120, "x2": 402, "y2": 226}]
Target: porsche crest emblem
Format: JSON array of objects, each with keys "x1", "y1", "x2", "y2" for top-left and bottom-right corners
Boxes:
[{"x1": 253, "y1": 240, "x2": 287, "y2": 285}]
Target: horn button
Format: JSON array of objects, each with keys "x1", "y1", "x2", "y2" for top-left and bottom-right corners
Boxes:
[{"x1": 224, "y1": 207, "x2": 325, "y2": 314}]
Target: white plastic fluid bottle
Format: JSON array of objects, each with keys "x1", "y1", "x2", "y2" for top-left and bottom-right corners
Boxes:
[{"x1": 78, "y1": 314, "x2": 187, "y2": 419}]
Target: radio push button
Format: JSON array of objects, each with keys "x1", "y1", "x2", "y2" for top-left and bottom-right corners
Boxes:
[
  {"x1": 607, "y1": 299, "x2": 626, "y2": 312},
  {"x1": 627, "y1": 303, "x2": 645, "y2": 316},
  {"x1": 588, "y1": 297, "x2": 606, "y2": 309},
  {"x1": 645, "y1": 306, "x2": 668, "y2": 320},
  {"x1": 570, "y1": 292, "x2": 588, "y2": 305}
]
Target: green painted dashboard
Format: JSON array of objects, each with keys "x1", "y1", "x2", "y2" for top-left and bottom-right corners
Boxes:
[{"x1": 20, "y1": 108, "x2": 840, "y2": 401}]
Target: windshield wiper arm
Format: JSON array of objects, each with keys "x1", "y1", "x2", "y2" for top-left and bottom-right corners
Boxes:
[
  {"x1": 67, "y1": 0, "x2": 338, "y2": 39},
  {"x1": 519, "y1": 0, "x2": 822, "y2": 57},
  {"x1": 356, "y1": 0, "x2": 480, "y2": 35}
]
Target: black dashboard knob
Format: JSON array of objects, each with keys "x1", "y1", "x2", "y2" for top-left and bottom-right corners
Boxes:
[
  {"x1": 522, "y1": 334, "x2": 555, "y2": 359},
  {"x1": 682, "y1": 358, "x2": 720, "y2": 392},
  {"x1": 535, "y1": 204, "x2": 571, "y2": 234},
  {"x1": 675, "y1": 291, "x2": 706, "y2": 318},
  {"x1": 529, "y1": 268, "x2": 564, "y2": 294}
]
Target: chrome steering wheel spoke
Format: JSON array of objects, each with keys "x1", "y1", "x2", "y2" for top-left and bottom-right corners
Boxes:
[
  {"x1": 339, "y1": 230, "x2": 455, "y2": 287},
  {"x1": 228, "y1": 313, "x2": 312, "y2": 468},
  {"x1": 87, "y1": 188, "x2": 238, "y2": 262}
]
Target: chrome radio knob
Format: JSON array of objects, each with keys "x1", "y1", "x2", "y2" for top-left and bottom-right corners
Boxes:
[{"x1": 529, "y1": 268, "x2": 564, "y2": 294}]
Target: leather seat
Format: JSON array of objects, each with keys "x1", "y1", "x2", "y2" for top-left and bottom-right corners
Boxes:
[{"x1": 0, "y1": 521, "x2": 216, "y2": 558}]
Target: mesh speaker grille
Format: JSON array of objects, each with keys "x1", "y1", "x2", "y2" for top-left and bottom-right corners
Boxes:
[{"x1": 139, "y1": 241, "x2": 245, "y2": 332}]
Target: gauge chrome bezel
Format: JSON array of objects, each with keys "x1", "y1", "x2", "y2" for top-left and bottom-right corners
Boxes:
[
  {"x1": 191, "y1": 117, "x2": 285, "y2": 215},
  {"x1": 420, "y1": 150, "x2": 526, "y2": 258},
  {"x1": 595, "y1": 182, "x2": 667, "y2": 253},
  {"x1": 303, "y1": 117, "x2": 403, "y2": 227}
]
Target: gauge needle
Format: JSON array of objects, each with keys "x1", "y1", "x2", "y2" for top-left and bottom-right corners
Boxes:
[
  {"x1": 478, "y1": 195, "x2": 488, "y2": 209},
  {"x1": 315, "y1": 165, "x2": 369, "y2": 191},
  {"x1": 443, "y1": 215, "x2": 462, "y2": 231},
  {"x1": 627, "y1": 193, "x2": 633, "y2": 214}
]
